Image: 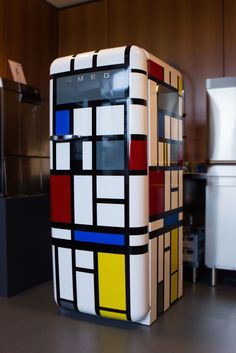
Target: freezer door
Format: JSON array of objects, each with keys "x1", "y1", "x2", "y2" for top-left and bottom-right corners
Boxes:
[{"x1": 207, "y1": 77, "x2": 236, "y2": 163}]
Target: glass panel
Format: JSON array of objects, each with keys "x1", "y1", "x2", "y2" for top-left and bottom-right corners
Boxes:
[
  {"x1": 157, "y1": 85, "x2": 179, "y2": 116},
  {"x1": 70, "y1": 140, "x2": 82, "y2": 171},
  {"x1": 96, "y1": 140, "x2": 124, "y2": 170},
  {"x1": 57, "y1": 69, "x2": 128, "y2": 105}
]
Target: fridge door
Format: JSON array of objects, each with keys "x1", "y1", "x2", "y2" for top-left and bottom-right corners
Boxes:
[
  {"x1": 207, "y1": 77, "x2": 236, "y2": 163},
  {"x1": 50, "y1": 59, "x2": 150, "y2": 322},
  {"x1": 205, "y1": 165, "x2": 236, "y2": 269}
]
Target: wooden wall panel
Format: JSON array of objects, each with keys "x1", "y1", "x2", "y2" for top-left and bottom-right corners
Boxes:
[
  {"x1": 58, "y1": 0, "x2": 108, "y2": 56},
  {"x1": 4, "y1": 0, "x2": 58, "y2": 98},
  {"x1": 108, "y1": 0, "x2": 223, "y2": 162},
  {"x1": 0, "y1": 0, "x2": 6, "y2": 77},
  {"x1": 224, "y1": 0, "x2": 236, "y2": 76}
]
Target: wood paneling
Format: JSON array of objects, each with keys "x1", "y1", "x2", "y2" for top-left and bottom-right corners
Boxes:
[
  {"x1": 0, "y1": 0, "x2": 6, "y2": 77},
  {"x1": 224, "y1": 0, "x2": 236, "y2": 76},
  {"x1": 108, "y1": 0, "x2": 223, "y2": 162},
  {"x1": 58, "y1": 0, "x2": 108, "y2": 56},
  {"x1": 57, "y1": 0, "x2": 234, "y2": 162},
  {"x1": 4, "y1": 0, "x2": 57, "y2": 98}
]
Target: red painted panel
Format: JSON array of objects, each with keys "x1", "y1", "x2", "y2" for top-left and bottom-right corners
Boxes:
[
  {"x1": 149, "y1": 170, "x2": 164, "y2": 216},
  {"x1": 50, "y1": 175, "x2": 71, "y2": 223},
  {"x1": 148, "y1": 60, "x2": 164, "y2": 81},
  {"x1": 129, "y1": 140, "x2": 147, "y2": 170}
]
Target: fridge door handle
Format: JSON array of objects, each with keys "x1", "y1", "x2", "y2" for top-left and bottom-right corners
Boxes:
[{"x1": 50, "y1": 134, "x2": 81, "y2": 141}]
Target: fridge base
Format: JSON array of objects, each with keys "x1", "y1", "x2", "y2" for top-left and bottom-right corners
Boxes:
[{"x1": 59, "y1": 307, "x2": 154, "y2": 326}]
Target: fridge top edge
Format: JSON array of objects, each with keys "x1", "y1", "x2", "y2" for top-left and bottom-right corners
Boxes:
[{"x1": 206, "y1": 76, "x2": 236, "y2": 90}]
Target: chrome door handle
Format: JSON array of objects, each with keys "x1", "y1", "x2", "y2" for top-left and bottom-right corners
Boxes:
[{"x1": 50, "y1": 134, "x2": 81, "y2": 141}]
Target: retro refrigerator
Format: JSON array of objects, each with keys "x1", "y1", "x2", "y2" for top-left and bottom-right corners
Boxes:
[
  {"x1": 206, "y1": 77, "x2": 236, "y2": 285},
  {"x1": 50, "y1": 45, "x2": 183, "y2": 325}
]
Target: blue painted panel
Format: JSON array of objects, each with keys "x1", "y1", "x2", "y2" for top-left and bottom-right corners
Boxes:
[
  {"x1": 55, "y1": 110, "x2": 70, "y2": 135},
  {"x1": 164, "y1": 212, "x2": 178, "y2": 228},
  {"x1": 74, "y1": 230, "x2": 125, "y2": 246},
  {"x1": 158, "y1": 112, "x2": 164, "y2": 138}
]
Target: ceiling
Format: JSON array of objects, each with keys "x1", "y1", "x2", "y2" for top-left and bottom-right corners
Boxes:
[{"x1": 45, "y1": 0, "x2": 94, "y2": 9}]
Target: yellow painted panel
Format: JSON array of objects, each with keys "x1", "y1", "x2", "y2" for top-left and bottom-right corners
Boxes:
[
  {"x1": 100, "y1": 310, "x2": 127, "y2": 321},
  {"x1": 178, "y1": 76, "x2": 183, "y2": 96},
  {"x1": 171, "y1": 272, "x2": 178, "y2": 303},
  {"x1": 98, "y1": 253, "x2": 126, "y2": 311},
  {"x1": 164, "y1": 143, "x2": 168, "y2": 166},
  {"x1": 171, "y1": 228, "x2": 178, "y2": 273}
]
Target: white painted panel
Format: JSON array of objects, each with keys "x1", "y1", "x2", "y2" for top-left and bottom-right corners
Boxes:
[
  {"x1": 74, "y1": 51, "x2": 94, "y2": 70},
  {"x1": 171, "y1": 171, "x2": 178, "y2": 188},
  {"x1": 130, "y1": 73, "x2": 147, "y2": 100},
  {"x1": 171, "y1": 71, "x2": 178, "y2": 89},
  {"x1": 97, "y1": 175, "x2": 124, "y2": 199},
  {"x1": 148, "y1": 237, "x2": 157, "y2": 324},
  {"x1": 164, "y1": 68, "x2": 170, "y2": 85},
  {"x1": 56, "y1": 142, "x2": 70, "y2": 170},
  {"x1": 178, "y1": 226, "x2": 183, "y2": 297},
  {"x1": 97, "y1": 203, "x2": 124, "y2": 227},
  {"x1": 50, "y1": 141, "x2": 53, "y2": 170},
  {"x1": 130, "y1": 46, "x2": 147, "y2": 71},
  {"x1": 165, "y1": 232, "x2": 170, "y2": 248},
  {"x1": 129, "y1": 105, "x2": 148, "y2": 135},
  {"x1": 130, "y1": 253, "x2": 149, "y2": 321},
  {"x1": 74, "y1": 107, "x2": 92, "y2": 136},
  {"x1": 171, "y1": 117, "x2": 178, "y2": 141},
  {"x1": 179, "y1": 96, "x2": 183, "y2": 116},
  {"x1": 52, "y1": 228, "x2": 71, "y2": 240},
  {"x1": 52, "y1": 246, "x2": 57, "y2": 304},
  {"x1": 74, "y1": 176, "x2": 93, "y2": 225},
  {"x1": 158, "y1": 235, "x2": 164, "y2": 283},
  {"x1": 179, "y1": 171, "x2": 183, "y2": 207},
  {"x1": 179, "y1": 170, "x2": 183, "y2": 184},
  {"x1": 58, "y1": 247, "x2": 73, "y2": 301},
  {"x1": 165, "y1": 171, "x2": 171, "y2": 211},
  {"x1": 129, "y1": 234, "x2": 148, "y2": 246},
  {"x1": 167, "y1": 143, "x2": 170, "y2": 166},
  {"x1": 96, "y1": 105, "x2": 124, "y2": 135},
  {"x1": 82, "y1": 141, "x2": 92, "y2": 170},
  {"x1": 75, "y1": 250, "x2": 94, "y2": 269},
  {"x1": 129, "y1": 176, "x2": 148, "y2": 227},
  {"x1": 164, "y1": 251, "x2": 170, "y2": 311},
  {"x1": 158, "y1": 142, "x2": 164, "y2": 166},
  {"x1": 49, "y1": 80, "x2": 53, "y2": 136},
  {"x1": 171, "y1": 191, "x2": 178, "y2": 209},
  {"x1": 76, "y1": 272, "x2": 96, "y2": 315},
  {"x1": 178, "y1": 119, "x2": 183, "y2": 141},
  {"x1": 50, "y1": 55, "x2": 72, "y2": 74},
  {"x1": 148, "y1": 79, "x2": 157, "y2": 166},
  {"x1": 97, "y1": 47, "x2": 125, "y2": 66},
  {"x1": 164, "y1": 115, "x2": 171, "y2": 139},
  {"x1": 149, "y1": 219, "x2": 164, "y2": 232}
]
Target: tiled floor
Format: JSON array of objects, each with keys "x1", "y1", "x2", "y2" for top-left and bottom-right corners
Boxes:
[{"x1": 0, "y1": 280, "x2": 236, "y2": 353}]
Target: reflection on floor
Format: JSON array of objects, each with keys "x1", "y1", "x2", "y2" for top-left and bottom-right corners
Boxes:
[{"x1": 0, "y1": 280, "x2": 235, "y2": 353}]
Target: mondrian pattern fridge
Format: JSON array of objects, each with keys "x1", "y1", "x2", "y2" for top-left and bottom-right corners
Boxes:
[{"x1": 50, "y1": 45, "x2": 183, "y2": 325}]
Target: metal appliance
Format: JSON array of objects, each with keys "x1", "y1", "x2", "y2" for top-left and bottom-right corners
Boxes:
[
  {"x1": 206, "y1": 77, "x2": 236, "y2": 285},
  {"x1": 0, "y1": 78, "x2": 51, "y2": 296}
]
